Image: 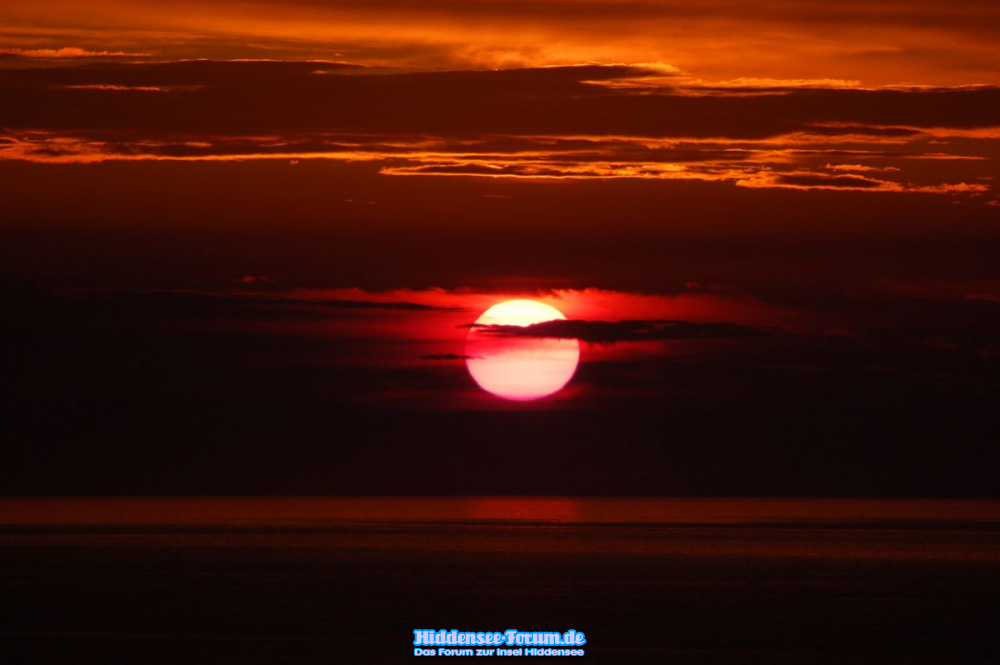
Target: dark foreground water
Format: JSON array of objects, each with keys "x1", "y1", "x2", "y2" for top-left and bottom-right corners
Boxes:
[{"x1": 1, "y1": 498, "x2": 999, "y2": 664}]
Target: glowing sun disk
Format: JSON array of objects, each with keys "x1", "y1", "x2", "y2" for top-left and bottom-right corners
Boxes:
[{"x1": 465, "y1": 299, "x2": 580, "y2": 401}]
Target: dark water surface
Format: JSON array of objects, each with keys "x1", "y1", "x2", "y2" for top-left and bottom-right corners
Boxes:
[{"x1": 1, "y1": 498, "x2": 999, "y2": 664}]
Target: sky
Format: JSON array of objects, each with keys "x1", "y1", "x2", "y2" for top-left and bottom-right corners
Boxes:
[{"x1": 1, "y1": 0, "x2": 999, "y2": 496}]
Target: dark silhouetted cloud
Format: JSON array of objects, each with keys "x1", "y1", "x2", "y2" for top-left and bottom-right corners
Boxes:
[
  {"x1": 471, "y1": 319, "x2": 767, "y2": 343},
  {"x1": 0, "y1": 61, "x2": 994, "y2": 198},
  {"x1": 421, "y1": 353, "x2": 482, "y2": 361}
]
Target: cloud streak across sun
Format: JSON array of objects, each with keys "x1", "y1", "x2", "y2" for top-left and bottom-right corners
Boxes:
[{"x1": 16, "y1": 282, "x2": 998, "y2": 410}]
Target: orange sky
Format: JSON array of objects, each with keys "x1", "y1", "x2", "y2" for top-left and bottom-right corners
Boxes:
[
  {"x1": 1, "y1": 0, "x2": 1000, "y2": 498},
  {"x1": 1, "y1": 1, "x2": 998, "y2": 206},
  {"x1": 3, "y1": 0, "x2": 1000, "y2": 85},
  {"x1": 1, "y1": 0, "x2": 999, "y2": 389},
  {"x1": 0, "y1": 0, "x2": 1000, "y2": 504}
]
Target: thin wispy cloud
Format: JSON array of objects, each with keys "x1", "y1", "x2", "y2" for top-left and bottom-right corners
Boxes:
[{"x1": 0, "y1": 62, "x2": 995, "y2": 200}]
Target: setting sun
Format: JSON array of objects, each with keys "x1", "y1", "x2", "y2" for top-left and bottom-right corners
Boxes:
[
  {"x1": 1, "y1": 1, "x2": 998, "y2": 662},
  {"x1": 466, "y1": 300, "x2": 580, "y2": 401}
]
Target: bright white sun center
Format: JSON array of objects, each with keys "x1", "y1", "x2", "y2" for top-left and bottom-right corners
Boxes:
[{"x1": 465, "y1": 299, "x2": 580, "y2": 401}]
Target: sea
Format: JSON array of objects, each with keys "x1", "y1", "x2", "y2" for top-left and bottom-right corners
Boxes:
[{"x1": 1, "y1": 497, "x2": 998, "y2": 664}]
